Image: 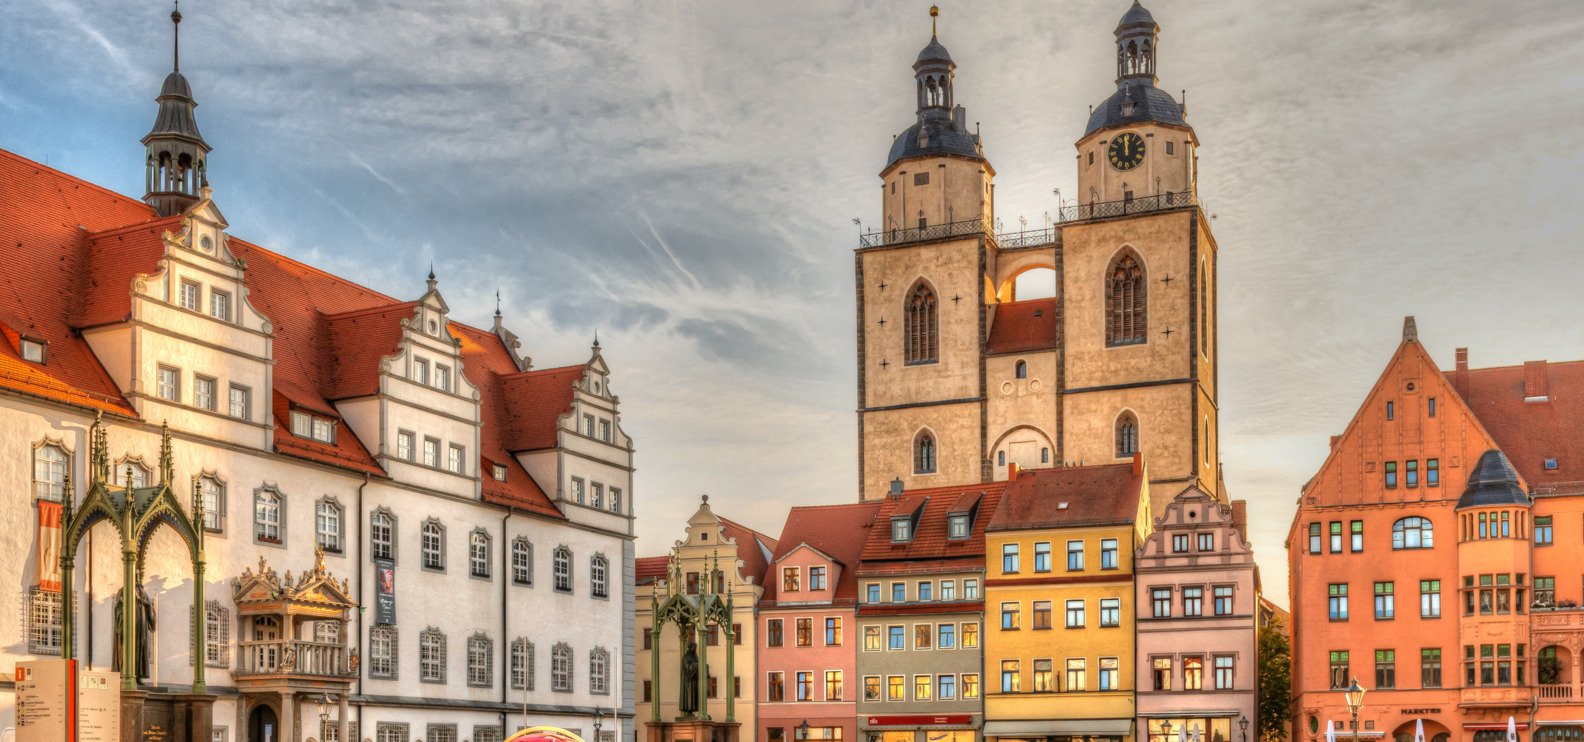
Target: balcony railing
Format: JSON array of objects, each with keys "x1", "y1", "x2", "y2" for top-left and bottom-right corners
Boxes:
[
  {"x1": 1540, "y1": 683, "x2": 1575, "y2": 701},
  {"x1": 236, "y1": 639, "x2": 351, "y2": 678},
  {"x1": 858, "y1": 218, "x2": 989, "y2": 248},
  {"x1": 993, "y1": 226, "x2": 1059, "y2": 250},
  {"x1": 1056, "y1": 191, "x2": 1196, "y2": 222},
  {"x1": 856, "y1": 193, "x2": 1198, "y2": 249}
]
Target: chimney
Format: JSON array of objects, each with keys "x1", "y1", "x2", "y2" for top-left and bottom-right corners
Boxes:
[
  {"x1": 1008, "y1": 462, "x2": 1021, "y2": 480},
  {"x1": 1524, "y1": 360, "x2": 1550, "y2": 402},
  {"x1": 1329, "y1": 435, "x2": 1341, "y2": 451},
  {"x1": 1454, "y1": 348, "x2": 1470, "y2": 399},
  {"x1": 889, "y1": 477, "x2": 904, "y2": 500},
  {"x1": 1132, "y1": 451, "x2": 1143, "y2": 477}
]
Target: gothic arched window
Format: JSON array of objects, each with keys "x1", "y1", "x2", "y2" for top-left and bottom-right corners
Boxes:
[
  {"x1": 1015, "y1": 360, "x2": 1028, "y2": 379},
  {"x1": 1105, "y1": 249, "x2": 1147, "y2": 346},
  {"x1": 915, "y1": 431, "x2": 937, "y2": 475},
  {"x1": 905, "y1": 281, "x2": 939, "y2": 364},
  {"x1": 1199, "y1": 260, "x2": 1208, "y2": 356},
  {"x1": 1116, "y1": 412, "x2": 1139, "y2": 458}
]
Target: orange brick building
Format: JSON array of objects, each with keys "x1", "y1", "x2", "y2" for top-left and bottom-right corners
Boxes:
[{"x1": 1288, "y1": 317, "x2": 1584, "y2": 742}]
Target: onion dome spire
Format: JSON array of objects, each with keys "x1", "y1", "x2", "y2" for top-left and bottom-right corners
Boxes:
[
  {"x1": 142, "y1": 1, "x2": 211, "y2": 216},
  {"x1": 885, "y1": 5, "x2": 983, "y2": 169}
]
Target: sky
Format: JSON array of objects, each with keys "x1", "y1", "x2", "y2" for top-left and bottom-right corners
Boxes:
[{"x1": 4, "y1": 0, "x2": 1583, "y2": 605}]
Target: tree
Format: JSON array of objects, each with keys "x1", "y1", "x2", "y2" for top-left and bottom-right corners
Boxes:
[{"x1": 1258, "y1": 615, "x2": 1293, "y2": 741}]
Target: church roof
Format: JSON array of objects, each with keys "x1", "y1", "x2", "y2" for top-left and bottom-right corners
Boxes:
[
  {"x1": 885, "y1": 111, "x2": 984, "y2": 171},
  {"x1": 986, "y1": 298, "x2": 1059, "y2": 355},
  {"x1": 1084, "y1": 83, "x2": 1186, "y2": 137}
]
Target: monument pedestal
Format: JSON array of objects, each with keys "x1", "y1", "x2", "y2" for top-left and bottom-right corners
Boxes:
[
  {"x1": 646, "y1": 719, "x2": 741, "y2": 742},
  {"x1": 121, "y1": 688, "x2": 214, "y2": 742}
]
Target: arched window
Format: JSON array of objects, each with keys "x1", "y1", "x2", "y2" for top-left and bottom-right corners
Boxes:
[
  {"x1": 470, "y1": 530, "x2": 492, "y2": 579},
  {"x1": 590, "y1": 647, "x2": 611, "y2": 695},
  {"x1": 905, "y1": 281, "x2": 939, "y2": 364},
  {"x1": 553, "y1": 546, "x2": 573, "y2": 592},
  {"x1": 421, "y1": 519, "x2": 445, "y2": 570},
  {"x1": 551, "y1": 643, "x2": 573, "y2": 692},
  {"x1": 591, "y1": 554, "x2": 609, "y2": 598},
  {"x1": 1392, "y1": 517, "x2": 1434, "y2": 550},
  {"x1": 512, "y1": 537, "x2": 533, "y2": 586},
  {"x1": 1105, "y1": 249, "x2": 1147, "y2": 346},
  {"x1": 115, "y1": 458, "x2": 149, "y2": 489},
  {"x1": 1116, "y1": 412, "x2": 1139, "y2": 458},
  {"x1": 914, "y1": 431, "x2": 937, "y2": 474},
  {"x1": 511, "y1": 638, "x2": 534, "y2": 690},
  {"x1": 254, "y1": 488, "x2": 283, "y2": 545},
  {"x1": 467, "y1": 633, "x2": 493, "y2": 688},
  {"x1": 419, "y1": 628, "x2": 446, "y2": 683},
  {"x1": 198, "y1": 475, "x2": 225, "y2": 533},
  {"x1": 33, "y1": 443, "x2": 68, "y2": 501},
  {"x1": 315, "y1": 498, "x2": 344, "y2": 553},
  {"x1": 369, "y1": 625, "x2": 397, "y2": 679},
  {"x1": 1015, "y1": 360, "x2": 1028, "y2": 379},
  {"x1": 370, "y1": 508, "x2": 395, "y2": 561}
]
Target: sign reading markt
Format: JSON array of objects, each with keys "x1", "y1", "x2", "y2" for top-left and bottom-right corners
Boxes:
[{"x1": 15, "y1": 660, "x2": 122, "y2": 742}]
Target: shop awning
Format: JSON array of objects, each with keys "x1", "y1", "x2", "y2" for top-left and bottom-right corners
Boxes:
[
  {"x1": 983, "y1": 719, "x2": 1132, "y2": 737},
  {"x1": 1138, "y1": 711, "x2": 1243, "y2": 719}
]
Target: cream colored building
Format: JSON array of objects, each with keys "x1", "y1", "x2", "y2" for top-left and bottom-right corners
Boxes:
[{"x1": 857, "y1": 1, "x2": 1221, "y2": 515}]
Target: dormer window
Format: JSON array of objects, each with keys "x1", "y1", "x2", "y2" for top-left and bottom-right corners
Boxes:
[
  {"x1": 891, "y1": 517, "x2": 912, "y2": 543},
  {"x1": 19, "y1": 337, "x2": 46, "y2": 364},
  {"x1": 493, "y1": 463, "x2": 508, "y2": 482},
  {"x1": 1545, "y1": 458, "x2": 1560, "y2": 472},
  {"x1": 290, "y1": 411, "x2": 336, "y2": 443},
  {"x1": 948, "y1": 514, "x2": 970, "y2": 540}
]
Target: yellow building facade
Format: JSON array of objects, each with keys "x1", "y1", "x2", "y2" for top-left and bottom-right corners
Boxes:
[{"x1": 982, "y1": 462, "x2": 1152, "y2": 742}]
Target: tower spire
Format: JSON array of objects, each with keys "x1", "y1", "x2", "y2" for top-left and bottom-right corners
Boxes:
[
  {"x1": 143, "y1": 2, "x2": 209, "y2": 216},
  {"x1": 172, "y1": 1, "x2": 182, "y2": 72},
  {"x1": 930, "y1": 5, "x2": 938, "y2": 37}
]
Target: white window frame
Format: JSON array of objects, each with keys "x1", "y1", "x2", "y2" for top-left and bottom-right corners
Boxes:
[
  {"x1": 197, "y1": 474, "x2": 225, "y2": 533},
  {"x1": 422, "y1": 519, "x2": 445, "y2": 571},
  {"x1": 447, "y1": 443, "x2": 465, "y2": 474},
  {"x1": 396, "y1": 430, "x2": 415, "y2": 461},
  {"x1": 253, "y1": 486, "x2": 284, "y2": 546},
  {"x1": 423, "y1": 437, "x2": 440, "y2": 467},
  {"x1": 418, "y1": 628, "x2": 446, "y2": 684},
  {"x1": 512, "y1": 537, "x2": 533, "y2": 586},
  {"x1": 33, "y1": 442, "x2": 69, "y2": 502},
  {"x1": 179, "y1": 279, "x2": 202, "y2": 311},
  {"x1": 315, "y1": 497, "x2": 344, "y2": 553},
  {"x1": 413, "y1": 357, "x2": 429, "y2": 385},
  {"x1": 553, "y1": 546, "x2": 572, "y2": 592},
  {"x1": 194, "y1": 374, "x2": 217, "y2": 411},
  {"x1": 157, "y1": 365, "x2": 181, "y2": 402},
  {"x1": 370, "y1": 508, "x2": 396, "y2": 562},
  {"x1": 228, "y1": 384, "x2": 251, "y2": 420},
  {"x1": 209, "y1": 288, "x2": 231, "y2": 321},
  {"x1": 467, "y1": 633, "x2": 493, "y2": 688},
  {"x1": 591, "y1": 554, "x2": 609, "y2": 598},
  {"x1": 470, "y1": 529, "x2": 492, "y2": 579}
]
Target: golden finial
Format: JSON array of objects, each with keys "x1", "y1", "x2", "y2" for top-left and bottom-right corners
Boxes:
[{"x1": 930, "y1": 5, "x2": 939, "y2": 36}]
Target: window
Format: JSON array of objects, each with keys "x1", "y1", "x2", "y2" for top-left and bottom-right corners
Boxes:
[
  {"x1": 825, "y1": 670, "x2": 842, "y2": 701},
  {"x1": 1406, "y1": 459, "x2": 1420, "y2": 487},
  {"x1": 1374, "y1": 582, "x2": 1395, "y2": 619},
  {"x1": 1350, "y1": 520, "x2": 1364, "y2": 551},
  {"x1": 891, "y1": 582, "x2": 906, "y2": 602},
  {"x1": 1000, "y1": 660, "x2": 1020, "y2": 693},
  {"x1": 796, "y1": 671, "x2": 813, "y2": 701},
  {"x1": 783, "y1": 567, "x2": 800, "y2": 592},
  {"x1": 591, "y1": 554, "x2": 609, "y2": 597},
  {"x1": 913, "y1": 172, "x2": 930, "y2": 186},
  {"x1": 1067, "y1": 540, "x2": 1085, "y2": 571},
  {"x1": 1328, "y1": 583, "x2": 1349, "y2": 621},
  {"x1": 1421, "y1": 580, "x2": 1441, "y2": 617},
  {"x1": 1172, "y1": 534, "x2": 1190, "y2": 553},
  {"x1": 891, "y1": 517, "x2": 912, "y2": 542},
  {"x1": 590, "y1": 648, "x2": 610, "y2": 695},
  {"x1": 1546, "y1": 457, "x2": 1560, "y2": 471},
  {"x1": 1001, "y1": 602, "x2": 1020, "y2": 630},
  {"x1": 867, "y1": 583, "x2": 881, "y2": 603},
  {"x1": 914, "y1": 431, "x2": 936, "y2": 474},
  {"x1": 512, "y1": 538, "x2": 532, "y2": 585},
  {"x1": 962, "y1": 622, "x2": 978, "y2": 648},
  {"x1": 590, "y1": 483, "x2": 603, "y2": 509},
  {"x1": 254, "y1": 488, "x2": 283, "y2": 544},
  {"x1": 434, "y1": 364, "x2": 452, "y2": 392},
  {"x1": 887, "y1": 675, "x2": 905, "y2": 701},
  {"x1": 1182, "y1": 656, "x2": 1203, "y2": 690},
  {"x1": 1183, "y1": 587, "x2": 1204, "y2": 616},
  {"x1": 583, "y1": 414, "x2": 596, "y2": 436},
  {"x1": 1166, "y1": 140, "x2": 1175, "y2": 155},
  {"x1": 1536, "y1": 516, "x2": 1554, "y2": 545},
  {"x1": 941, "y1": 580, "x2": 956, "y2": 601},
  {"x1": 947, "y1": 513, "x2": 969, "y2": 539},
  {"x1": 1152, "y1": 588, "x2": 1172, "y2": 617},
  {"x1": 413, "y1": 358, "x2": 429, "y2": 385},
  {"x1": 1106, "y1": 249, "x2": 1147, "y2": 345},
  {"x1": 369, "y1": 626, "x2": 397, "y2": 679},
  {"x1": 1309, "y1": 523, "x2": 1322, "y2": 554},
  {"x1": 28, "y1": 588, "x2": 62, "y2": 655},
  {"x1": 194, "y1": 375, "x2": 216, "y2": 411},
  {"x1": 467, "y1": 634, "x2": 493, "y2": 688},
  {"x1": 1329, "y1": 650, "x2": 1350, "y2": 689},
  {"x1": 33, "y1": 444, "x2": 68, "y2": 502},
  {"x1": 768, "y1": 671, "x2": 786, "y2": 701},
  {"x1": 427, "y1": 726, "x2": 458, "y2": 742},
  {"x1": 158, "y1": 365, "x2": 181, "y2": 402},
  {"x1": 447, "y1": 444, "x2": 465, "y2": 474},
  {"x1": 551, "y1": 643, "x2": 573, "y2": 692},
  {"x1": 1428, "y1": 396, "x2": 1437, "y2": 417},
  {"x1": 825, "y1": 616, "x2": 842, "y2": 646},
  {"x1": 1386, "y1": 400, "x2": 1395, "y2": 420},
  {"x1": 917, "y1": 581, "x2": 932, "y2": 601},
  {"x1": 610, "y1": 487, "x2": 623, "y2": 513},
  {"x1": 810, "y1": 566, "x2": 827, "y2": 590},
  {"x1": 210, "y1": 289, "x2": 231, "y2": 321},
  {"x1": 938, "y1": 622, "x2": 956, "y2": 648},
  {"x1": 421, "y1": 520, "x2": 445, "y2": 570},
  {"x1": 553, "y1": 547, "x2": 572, "y2": 591},
  {"x1": 1421, "y1": 648, "x2": 1442, "y2": 688},
  {"x1": 1392, "y1": 517, "x2": 1434, "y2": 549},
  {"x1": 1427, "y1": 458, "x2": 1439, "y2": 486},
  {"x1": 492, "y1": 463, "x2": 509, "y2": 482},
  {"x1": 180, "y1": 279, "x2": 201, "y2": 310},
  {"x1": 1065, "y1": 600, "x2": 1085, "y2": 628},
  {"x1": 365, "y1": 509, "x2": 395, "y2": 561},
  {"x1": 1002, "y1": 544, "x2": 1020, "y2": 573},
  {"x1": 467, "y1": 530, "x2": 491, "y2": 579},
  {"x1": 423, "y1": 437, "x2": 440, "y2": 467},
  {"x1": 1328, "y1": 521, "x2": 1345, "y2": 552},
  {"x1": 1375, "y1": 649, "x2": 1396, "y2": 689},
  {"x1": 1385, "y1": 461, "x2": 1398, "y2": 488},
  {"x1": 198, "y1": 476, "x2": 224, "y2": 532},
  {"x1": 315, "y1": 498, "x2": 344, "y2": 553},
  {"x1": 228, "y1": 384, "x2": 250, "y2": 420},
  {"x1": 419, "y1": 629, "x2": 446, "y2": 683},
  {"x1": 311, "y1": 416, "x2": 334, "y2": 442},
  {"x1": 1033, "y1": 542, "x2": 1051, "y2": 572},
  {"x1": 914, "y1": 624, "x2": 931, "y2": 649},
  {"x1": 1066, "y1": 658, "x2": 1088, "y2": 692},
  {"x1": 964, "y1": 578, "x2": 979, "y2": 599},
  {"x1": 1098, "y1": 598, "x2": 1121, "y2": 627},
  {"x1": 396, "y1": 431, "x2": 414, "y2": 461},
  {"x1": 376, "y1": 724, "x2": 410, "y2": 742},
  {"x1": 1214, "y1": 656, "x2": 1235, "y2": 690},
  {"x1": 1014, "y1": 360, "x2": 1027, "y2": 379},
  {"x1": 1115, "y1": 410, "x2": 1140, "y2": 457},
  {"x1": 510, "y1": 638, "x2": 532, "y2": 690},
  {"x1": 766, "y1": 620, "x2": 786, "y2": 648},
  {"x1": 1033, "y1": 600, "x2": 1053, "y2": 630},
  {"x1": 1152, "y1": 658, "x2": 1173, "y2": 690},
  {"x1": 20, "y1": 337, "x2": 45, "y2": 363},
  {"x1": 1536, "y1": 577, "x2": 1556, "y2": 608},
  {"x1": 796, "y1": 617, "x2": 813, "y2": 647},
  {"x1": 1198, "y1": 532, "x2": 1214, "y2": 551},
  {"x1": 904, "y1": 282, "x2": 939, "y2": 364}
]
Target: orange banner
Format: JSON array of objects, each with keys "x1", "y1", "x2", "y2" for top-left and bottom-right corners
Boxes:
[{"x1": 38, "y1": 501, "x2": 63, "y2": 592}]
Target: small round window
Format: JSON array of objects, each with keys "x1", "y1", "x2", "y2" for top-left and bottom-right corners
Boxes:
[
  {"x1": 428, "y1": 319, "x2": 438, "y2": 334},
  {"x1": 200, "y1": 235, "x2": 213, "y2": 252}
]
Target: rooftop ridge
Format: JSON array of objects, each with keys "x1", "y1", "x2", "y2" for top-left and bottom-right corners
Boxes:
[{"x1": 1, "y1": 147, "x2": 160, "y2": 215}]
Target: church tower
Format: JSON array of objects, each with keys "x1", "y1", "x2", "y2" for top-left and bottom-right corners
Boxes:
[
  {"x1": 856, "y1": 2, "x2": 1221, "y2": 512},
  {"x1": 142, "y1": 3, "x2": 211, "y2": 217}
]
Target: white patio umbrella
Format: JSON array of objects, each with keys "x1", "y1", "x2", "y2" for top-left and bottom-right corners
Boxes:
[
  {"x1": 1179, "y1": 723, "x2": 1188, "y2": 742},
  {"x1": 1414, "y1": 718, "x2": 1426, "y2": 742},
  {"x1": 1508, "y1": 716, "x2": 1518, "y2": 742},
  {"x1": 1325, "y1": 719, "x2": 1337, "y2": 742}
]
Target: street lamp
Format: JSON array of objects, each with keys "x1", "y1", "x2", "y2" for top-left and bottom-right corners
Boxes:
[
  {"x1": 1162, "y1": 720, "x2": 1173, "y2": 742},
  {"x1": 316, "y1": 694, "x2": 331, "y2": 740},
  {"x1": 797, "y1": 720, "x2": 811, "y2": 741},
  {"x1": 1239, "y1": 714, "x2": 1249, "y2": 742},
  {"x1": 1344, "y1": 678, "x2": 1368, "y2": 742},
  {"x1": 593, "y1": 707, "x2": 605, "y2": 742}
]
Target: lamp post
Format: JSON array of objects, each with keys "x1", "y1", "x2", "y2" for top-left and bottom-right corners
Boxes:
[
  {"x1": 1239, "y1": 714, "x2": 1249, "y2": 742},
  {"x1": 316, "y1": 694, "x2": 331, "y2": 740},
  {"x1": 1162, "y1": 720, "x2": 1173, "y2": 742},
  {"x1": 1344, "y1": 679, "x2": 1368, "y2": 742},
  {"x1": 797, "y1": 720, "x2": 811, "y2": 741},
  {"x1": 594, "y1": 707, "x2": 605, "y2": 742}
]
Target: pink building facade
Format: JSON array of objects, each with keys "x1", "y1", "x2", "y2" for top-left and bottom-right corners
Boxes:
[
  {"x1": 1135, "y1": 487, "x2": 1260, "y2": 742},
  {"x1": 758, "y1": 503, "x2": 879, "y2": 742}
]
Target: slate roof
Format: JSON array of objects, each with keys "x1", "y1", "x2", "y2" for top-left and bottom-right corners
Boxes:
[
  {"x1": 1084, "y1": 83, "x2": 1187, "y2": 137},
  {"x1": 916, "y1": 36, "x2": 953, "y2": 66},
  {"x1": 1456, "y1": 450, "x2": 1531, "y2": 510},
  {"x1": 760, "y1": 501, "x2": 880, "y2": 606},
  {"x1": 146, "y1": 72, "x2": 206, "y2": 145},
  {"x1": 858, "y1": 481, "x2": 1006, "y2": 574},
  {"x1": 1118, "y1": 1, "x2": 1158, "y2": 29},
  {"x1": 986, "y1": 298, "x2": 1059, "y2": 355},
  {"x1": 1452, "y1": 359, "x2": 1584, "y2": 495},
  {"x1": 988, "y1": 462, "x2": 1143, "y2": 532},
  {"x1": 885, "y1": 110, "x2": 984, "y2": 171}
]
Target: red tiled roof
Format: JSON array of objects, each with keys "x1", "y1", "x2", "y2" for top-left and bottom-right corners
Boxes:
[
  {"x1": 324, "y1": 302, "x2": 416, "y2": 400},
  {"x1": 988, "y1": 462, "x2": 1143, "y2": 531},
  {"x1": 635, "y1": 556, "x2": 670, "y2": 586},
  {"x1": 719, "y1": 516, "x2": 779, "y2": 588},
  {"x1": 986, "y1": 298, "x2": 1059, "y2": 355},
  {"x1": 761, "y1": 501, "x2": 880, "y2": 605},
  {"x1": 501, "y1": 364, "x2": 585, "y2": 452},
  {"x1": 1452, "y1": 359, "x2": 1584, "y2": 496},
  {"x1": 453, "y1": 324, "x2": 560, "y2": 515},
  {"x1": 857, "y1": 481, "x2": 1006, "y2": 573}
]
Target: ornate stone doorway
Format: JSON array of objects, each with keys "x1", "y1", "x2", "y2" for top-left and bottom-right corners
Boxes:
[{"x1": 248, "y1": 704, "x2": 279, "y2": 742}]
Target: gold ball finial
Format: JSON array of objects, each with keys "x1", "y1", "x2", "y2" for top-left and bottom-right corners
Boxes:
[{"x1": 930, "y1": 5, "x2": 939, "y2": 16}]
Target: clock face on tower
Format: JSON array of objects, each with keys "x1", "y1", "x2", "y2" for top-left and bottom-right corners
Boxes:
[{"x1": 1108, "y1": 132, "x2": 1146, "y2": 171}]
